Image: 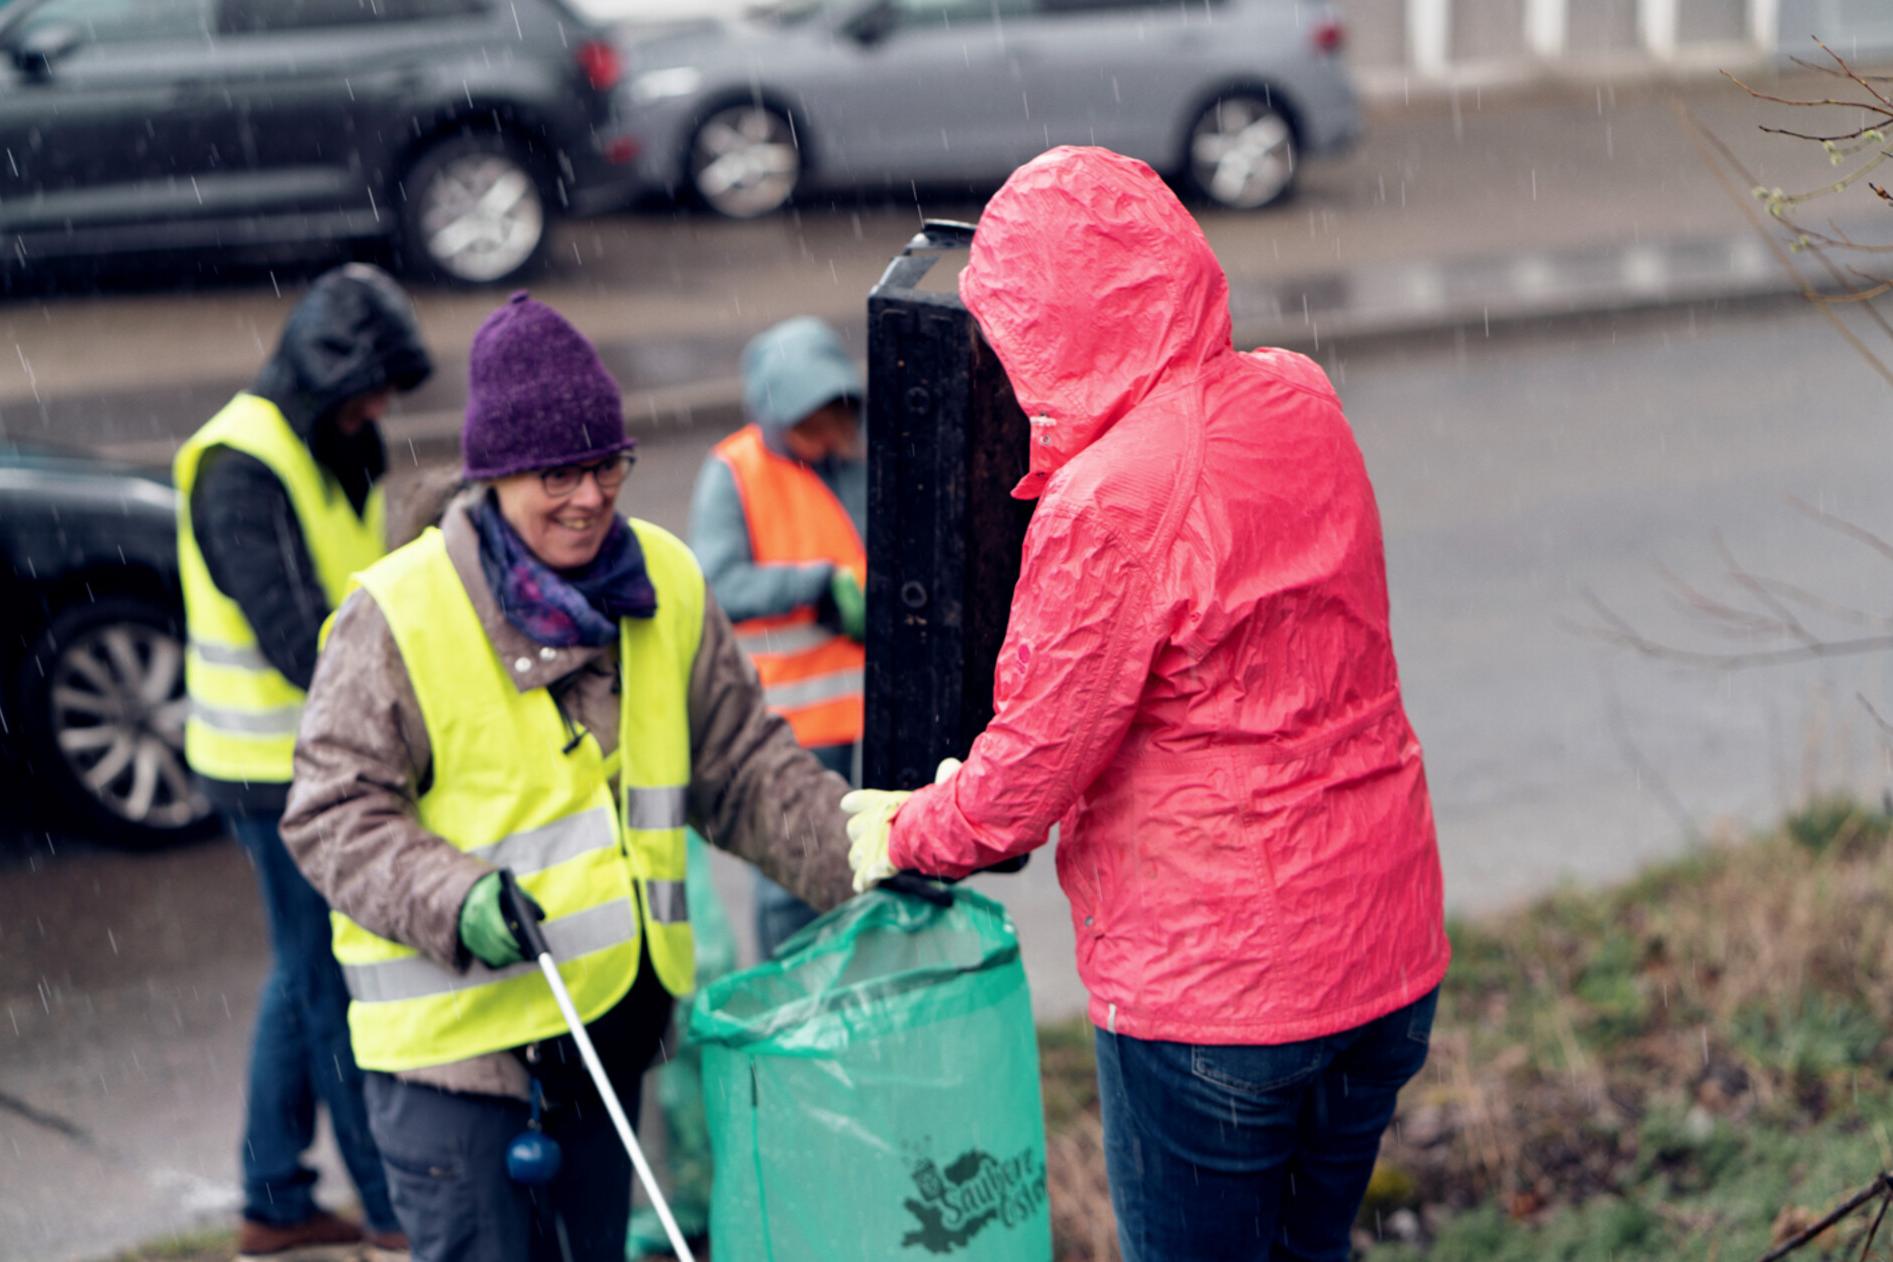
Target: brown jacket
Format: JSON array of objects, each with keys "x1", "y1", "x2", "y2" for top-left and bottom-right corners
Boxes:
[{"x1": 281, "y1": 490, "x2": 855, "y2": 1097}]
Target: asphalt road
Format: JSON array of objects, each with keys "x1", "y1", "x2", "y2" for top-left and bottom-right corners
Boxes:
[{"x1": 7, "y1": 294, "x2": 1892, "y2": 1260}]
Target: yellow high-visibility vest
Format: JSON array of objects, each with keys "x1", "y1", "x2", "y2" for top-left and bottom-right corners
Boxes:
[
  {"x1": 174, "y1": 393, "x2": 386, "y2": 784},
  {"x1": 330, "y1": 519, "x2": 701, "y2": 1072}
]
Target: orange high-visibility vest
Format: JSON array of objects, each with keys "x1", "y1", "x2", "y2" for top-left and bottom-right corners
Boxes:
[{"x1": 713, "y1": 424, "x2": 866, "y2": 748}]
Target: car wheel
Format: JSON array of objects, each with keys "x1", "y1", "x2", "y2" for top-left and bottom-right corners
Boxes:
[
  {"x1": 19, "y1": 597, "x2": 212, "y2": 847},
  {"x1": 399, "y1": 135, "x2": 550, "y2": 286},
  {"x1": 688, "y1": 103, "x2": 802, "y2": 219},
  {"x1": 1184, "y1": 93, "x2": 1297, "y2": 211}
]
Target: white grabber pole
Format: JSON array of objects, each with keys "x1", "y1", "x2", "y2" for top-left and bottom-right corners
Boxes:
[{"x1": 500, "y1": 870, "x2": 699, "y2": 1262}]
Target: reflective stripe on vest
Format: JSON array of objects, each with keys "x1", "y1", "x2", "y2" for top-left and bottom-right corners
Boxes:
[
  {"x1": 712, "y1": 424, "x2": 865, "y2": 748},
  {"x1": 174, "y1": 394, "x2": 386, "y2": 784},
  {"x1": 343, "y1": 897, "x2": 637, "y2": 1004},
  {"x1": 468, "y1": 806, "x2": 618, "y2": 876},
  {"x1": 623, "y1": 784, "x2": 688, "y2": 832},
  {"x1": 647, "y1": 879, "x2": 689, "y2": 924},
  {"x1": 329, "y1": 519, "x2": 704, "y2": 1073},
  {"x1": 765, "y1": 667, "x2": 865, "y2": 713},
  {"x1": 733, "y1": 622, "x2": 835, "y2": 656},
  {"x1": 189, "y1": 701, "x2": 303, "y2": 737},
  {"x1": 189, "y1": 640, "x2": 274, "y2": 671}
]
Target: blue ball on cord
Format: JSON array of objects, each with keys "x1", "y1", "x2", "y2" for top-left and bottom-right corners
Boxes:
[
  {"x1": 507, "y1": 1077, "x2": 562, "y2": 1185},
  {"x1": 506, "y1": 1130, "x2": 563, "y2": 1185}
]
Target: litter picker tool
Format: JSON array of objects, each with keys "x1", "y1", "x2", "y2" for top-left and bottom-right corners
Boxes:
[{"x1": 499, "y1": 869, "x2": 698, "y2": 1262}]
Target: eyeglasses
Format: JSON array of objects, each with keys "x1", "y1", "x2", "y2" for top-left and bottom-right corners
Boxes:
[{"x1": 540, "y1": 453, "x2": 635, "y2": 499}]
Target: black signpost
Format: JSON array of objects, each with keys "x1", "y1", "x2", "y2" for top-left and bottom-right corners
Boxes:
[{"x1": 862, "y1": 221, "x2": 1035, "y2": 817}]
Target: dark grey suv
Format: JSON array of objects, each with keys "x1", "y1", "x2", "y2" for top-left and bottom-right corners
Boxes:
[{"x1": 0, "y1": 0, "x2": 640, "y2": 286}]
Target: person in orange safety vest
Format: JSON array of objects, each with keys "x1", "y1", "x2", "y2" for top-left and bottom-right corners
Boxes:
[{"x1": 688, "y1": 317, "x2": 866, "y2": 956}]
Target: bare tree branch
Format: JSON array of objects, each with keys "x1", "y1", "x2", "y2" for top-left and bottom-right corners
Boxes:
[
  {"x1": 1788, "y1": 495, "x2": 1893, "y2": 564},
  {"x1": 1722, "y1": 71, "x2": 1890, "y2": 115},
  {"x1": 1674, "y1": 102, "x2": 1893, "y2": 390},
  {"x1": 1747, "y1": 575, "x2": 1893, "y2": 630},
  {"x1": 1813, "y1": 38, "x2": 1893, "y2": 113},
  {"x1": 1602, "y1": 670, "x2": 1704, "y2": 846},
  {"x1": 1574, "y1": 591, "x2": 1893, "y2": 671},
  {"x1": 1781, "y1": 220, "x2": 1893, "y2": 257},
  {"x1": 1758, "y1": 1173, "x2": 1893, "y2": 1262},
  {"x1": 1716, "y1": 532, "x2": 1821, "y2": 647},
  {"x1": 1760, "y1": 123, "x2": 1884, "y2": 142},
  {"x1": 1655, "y1": 561, "x2": 1793, "y2": 640},
  {"x1": 1858, "y1": 693, "x2": 1893, "y2": 741},
  {"x1": 1680, "y1": 103, "x2": 1893, "y2": 387}
]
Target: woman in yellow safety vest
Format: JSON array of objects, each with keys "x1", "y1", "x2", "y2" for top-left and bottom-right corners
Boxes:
[{"x1": 280, "y1": 293, "x2": 856, "y2": 1261}]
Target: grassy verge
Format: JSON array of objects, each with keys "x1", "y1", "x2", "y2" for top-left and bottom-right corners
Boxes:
[
  {"x1": 1363, "y1": 796, "x2": 1893, "y2": 1261},
  {"x1": 106, "y1": 1228, "x2": 234, "y2": 1262},
  {"x1": 120, "y1": 801, "x2": 1893, "y2": 1262},
  {"x1": 1037, "y1": 797, "x2": 1893, "y2": 1262}
]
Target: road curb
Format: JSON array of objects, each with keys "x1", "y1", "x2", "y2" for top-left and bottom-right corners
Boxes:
[
  {"x1": 1230, "y1": 228, "x2": 1836, "y2": 355},
  {"x1": 88, "y1": 231, "x2": 1841, "y2": 468}
]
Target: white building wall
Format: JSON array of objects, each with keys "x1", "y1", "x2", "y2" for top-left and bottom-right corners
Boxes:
[{"x1": 1335, "y1": 0, "x2": 1887, "y2": 97}]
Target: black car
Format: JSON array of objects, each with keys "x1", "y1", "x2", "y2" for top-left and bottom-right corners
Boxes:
[
  {"x1": 1, "y1": 441, "x2": 212, "y2": 845},
  {"x1": 0, "y1": 0, "x2": 639, "y2": 286}
]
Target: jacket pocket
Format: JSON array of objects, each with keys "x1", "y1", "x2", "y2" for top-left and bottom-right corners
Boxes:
[
  {"x1": 378, "y1": 1146, "x2": 474, "y2": 1256},
  {"x1": 378, "y1": 1146, "x2": 464, "y2": 1184},
  {"x1": 1052, "y1": 813, "x2": 1102, "y2": 934},
  {"x1": 1190, "y1": 1041, "x2": 1324, "y2": 1097}
]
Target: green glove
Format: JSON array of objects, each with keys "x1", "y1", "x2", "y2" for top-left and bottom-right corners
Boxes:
[
  {"x1": 458, "y1": 871, "x2": 543, "y2": 969},
  {"x1": 829, "y1": 568, "x2": 867, "y2": 642}
]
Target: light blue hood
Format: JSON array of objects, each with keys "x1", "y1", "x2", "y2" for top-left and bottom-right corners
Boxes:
[{"x1": 740, "y1": 317, "x2": 862, "y2": 454}]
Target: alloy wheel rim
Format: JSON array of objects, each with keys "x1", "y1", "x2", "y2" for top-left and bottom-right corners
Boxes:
[
  {"x1": 50, "y1": 623, "x2": 205, "y2": 830},
  {"x1": 418, "y1": 154, "x2": 545, "y2": 282},
  {"x1": 692, "y1": 106, "x2": 800, "y2": 218},
  {"x1": 1191, "y1": 99, "x2": 1295, "y2": 209}
]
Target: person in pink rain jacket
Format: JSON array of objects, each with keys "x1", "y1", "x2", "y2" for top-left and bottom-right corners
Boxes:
[{"x1": 844, "y1": 146, "x2": 1450, "y2": 1262}]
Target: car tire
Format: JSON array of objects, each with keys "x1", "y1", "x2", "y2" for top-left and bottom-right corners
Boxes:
[
  {"x1": 687, "y1": 102, "x2": 803, "y2": 220},
  {"x1": 398, "y1": 134, "x2": 551, "y2": 286},
  {"x1": 1182, "y1": 93, "x2": 1298, "y2": 211},
  {"x1": 17, "y1": 596, "x2": 212, "y2": 848}
]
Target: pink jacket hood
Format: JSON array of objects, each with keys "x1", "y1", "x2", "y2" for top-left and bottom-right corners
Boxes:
[{"x1": 959, "y1": 146, "x2": 1233, "y2": 500}]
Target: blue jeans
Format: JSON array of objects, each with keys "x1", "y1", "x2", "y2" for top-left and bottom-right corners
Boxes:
[
  {"x1": 1096, "y1": 988, "x2": 1439, "y2": 1262},
  {"x1": 231, "y1": 811, "x2": 396, "y2": 1232},
  {"x1": 753, "y1": 873, "x2": 820, "y2": 958}
]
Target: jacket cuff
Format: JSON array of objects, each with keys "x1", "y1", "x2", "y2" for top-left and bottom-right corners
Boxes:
[
  {"x1": 797, "y1": 561, "x2": 838, "y2": 612},
  {"x1": 887, "y1": 785, "x2": 978, "y2": 880},
  {"x1": 422, "y1": 855, "x2": 492, "y2": 973}
]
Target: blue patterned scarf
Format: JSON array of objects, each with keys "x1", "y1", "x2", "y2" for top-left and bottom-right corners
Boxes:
[{"x1": 473, "y1": 496, "x2": 657, "y2": 648}]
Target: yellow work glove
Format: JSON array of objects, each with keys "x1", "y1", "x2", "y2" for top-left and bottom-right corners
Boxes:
[
  {"x1": 841, "y1": 759, "x2": 963, "y2": 895},
  {"x1": 841, "y1": 788, "x2": 907, "y2": 893}
]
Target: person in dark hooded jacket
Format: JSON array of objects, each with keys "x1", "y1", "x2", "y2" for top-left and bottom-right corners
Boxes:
[{"x1": 173, "y1": 262, "x2": 430, "y2": 1259}]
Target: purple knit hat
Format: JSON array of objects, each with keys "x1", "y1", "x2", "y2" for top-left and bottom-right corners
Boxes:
[{"x1": 461, "y1": 291, "x2": 634, "y2": 480}]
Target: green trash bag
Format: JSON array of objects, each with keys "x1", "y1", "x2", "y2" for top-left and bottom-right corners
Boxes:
[{"x1": 688, "y1": 886, "x2": 1052, "y2": 1262}]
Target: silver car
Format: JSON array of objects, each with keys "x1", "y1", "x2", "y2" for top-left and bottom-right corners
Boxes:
[{"x1": 615, "y1": 0, "x2": 1360, "y2": 218}]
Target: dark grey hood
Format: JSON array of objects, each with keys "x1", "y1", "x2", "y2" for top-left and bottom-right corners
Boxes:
[{"x1": 250, "y1": 263, "x2": 432, "y2": 441}]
